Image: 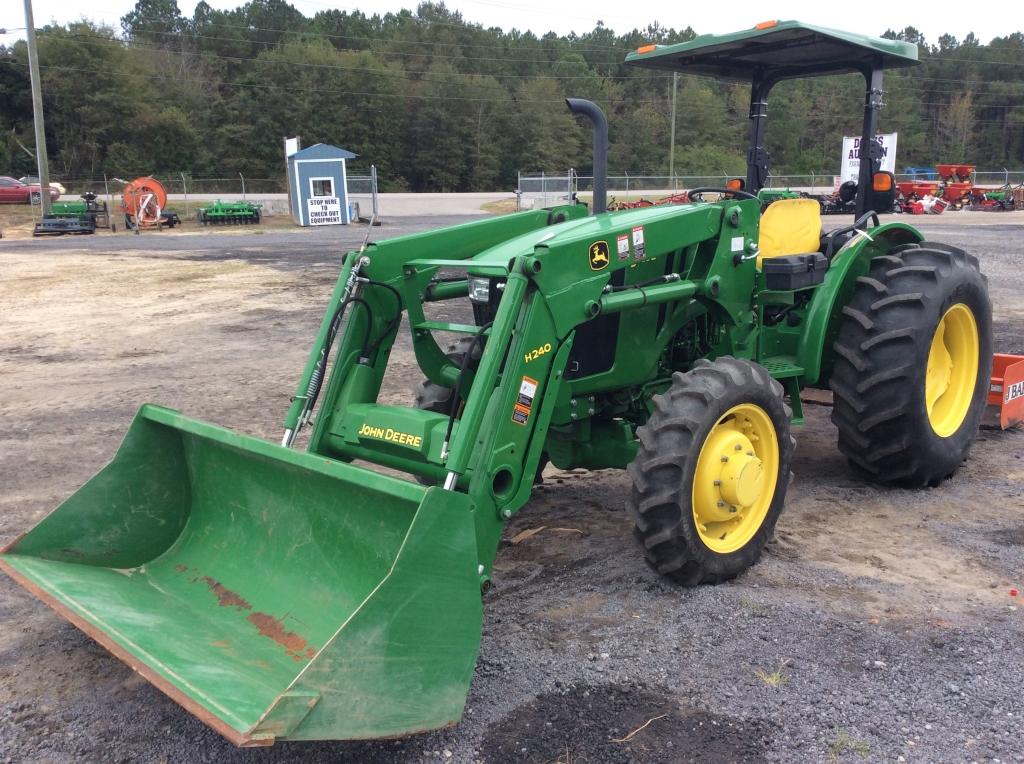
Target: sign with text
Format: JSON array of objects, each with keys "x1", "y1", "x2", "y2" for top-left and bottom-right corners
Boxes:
[
  {"x1": 307, "y1": 196, "x2": 342, "y2": 225},
  {"x1": 840, "y1": 133, "x2": 897, "y2": 184}
]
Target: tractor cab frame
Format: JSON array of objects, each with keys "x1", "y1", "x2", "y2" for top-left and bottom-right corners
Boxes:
[{"x1": 626, "y1": 20, "x2": 919, "y2": 218}]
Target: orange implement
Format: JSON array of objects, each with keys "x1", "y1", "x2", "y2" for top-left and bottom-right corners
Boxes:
[
  {"x1": 897, "y1": 181, "x2": 939, "y2": 198},
  {"x1": 936, "y1": 164, "x2": 975, "y2": 182},
  {"x1": 987, "y1": 354, "x2": 1024, "y2": 429},
  {"x1": 941, "y1": 181, "x2": 973, "y2": 204},
  {"x1": 122, "y1": 177, "x2": 168, "y2": 227}
]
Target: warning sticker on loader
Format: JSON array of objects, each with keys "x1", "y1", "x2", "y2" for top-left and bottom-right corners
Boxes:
[
  {"x1": 517, "y1": 376, "x2": 538, "y2": 407},
  {"x1": 589, "y1": 240, "x2": 610, "y2": 270},
  {"x1": 632, "y1": 226, "x2": 646, "y2": 259},
  {"x1": 511, "y1": 404, "x2": 531, "y2": 425},
  {"x1": 512, "y1": 376, "x2": 538, "y2": 425},
  {"x1": 617, "y1": 234, "x2": 630, "y2": 260}
]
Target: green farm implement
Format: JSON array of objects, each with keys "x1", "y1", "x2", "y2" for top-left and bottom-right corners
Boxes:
[
  {"x1": 2, "y1": 20, "x2": 993, "y2": 746},
  {"x1": 757, "y1": 187, "x2": 809, "y2": 205},
  {"x1": 198, "y1": 199, "x2": 262, "y2": 225},
  {"x1": 32, "y1": 192, "x2": 113, "y2": 236}
]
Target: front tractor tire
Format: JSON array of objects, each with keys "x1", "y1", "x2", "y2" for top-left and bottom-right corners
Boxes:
[
  {"x1": 413, "y1": 336, "x2": 481, "y2": 416},
  {"x1": 830, "y1": 243, "x2": 992, "y2": 486},
  {"x1": 628, "y1": 358, "x2": 795, "y2": 586}
]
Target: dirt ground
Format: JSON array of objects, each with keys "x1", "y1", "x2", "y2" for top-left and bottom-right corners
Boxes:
[{"x1": 1, "y1": 214, "x2": 1023, "y2": 763}]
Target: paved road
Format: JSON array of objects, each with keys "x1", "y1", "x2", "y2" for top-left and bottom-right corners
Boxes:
[
  {"x1": 160, "y1": 192, "x2": 518, "y2": 217},
  {"x1": 0, "y1": 215, "x2": 476, "y2": 255}
]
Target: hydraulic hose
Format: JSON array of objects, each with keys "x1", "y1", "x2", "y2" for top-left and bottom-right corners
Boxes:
[{"x1": 303, "y1": 297, "x2": 372, "y2": 420}]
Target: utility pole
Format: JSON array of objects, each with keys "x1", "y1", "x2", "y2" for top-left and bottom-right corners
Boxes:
[
  {"x1": 23, "y1": 0, "x2": 52, "y2": 217},
  {"x1": 668, "y1": 72, "x2": 678, "y2": 187}
]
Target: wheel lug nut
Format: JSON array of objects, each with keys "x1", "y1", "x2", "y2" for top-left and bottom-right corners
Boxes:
[
  {"x1": 713, "y1": 479, "x2": 721, "y2": 486},
  {"x1": 721, "y1": 456, "x2": 729, "y2": 463},
  {"x1": 734, "y1": 444, "x2": 743, "y2": 451},
  {"x1": 729, "y1": 506, "x2": 738, "y2": 513}
]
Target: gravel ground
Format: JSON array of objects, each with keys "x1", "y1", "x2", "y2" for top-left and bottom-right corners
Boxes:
[{"x1": 0, "y1": 214, "x2": 1022, "y2": 763}]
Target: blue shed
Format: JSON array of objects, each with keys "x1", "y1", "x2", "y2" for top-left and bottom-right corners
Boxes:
[{"x1": 287, "y1": 143, "x2": 358, "y2": 226}]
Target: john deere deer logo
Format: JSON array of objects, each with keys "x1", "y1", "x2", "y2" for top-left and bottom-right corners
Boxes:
[{"x1": 589, "y1": 240, "x2": 610, "y2": 270}]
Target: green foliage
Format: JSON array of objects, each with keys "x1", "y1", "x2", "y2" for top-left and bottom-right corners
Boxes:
[{"x1": 1, "y1": 4, "x2": 1021, "y2": 190}]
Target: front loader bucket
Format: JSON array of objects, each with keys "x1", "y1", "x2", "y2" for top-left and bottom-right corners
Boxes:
[{"x1": 0, "y1": 405, "x2": 483, "y2": 746}]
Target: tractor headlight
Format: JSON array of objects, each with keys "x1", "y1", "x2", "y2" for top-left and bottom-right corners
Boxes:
[{"x1": 468, "y1": 277, "x2": 491, "y2": 303}]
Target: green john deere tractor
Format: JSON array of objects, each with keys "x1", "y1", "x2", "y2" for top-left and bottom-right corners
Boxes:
[{"x1": 1, "y1": 20, "x2": 992, "y2": 746}]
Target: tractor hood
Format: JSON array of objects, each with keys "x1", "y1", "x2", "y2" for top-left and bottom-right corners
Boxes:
[{"x1": 466, "y1": 203, "x2": 720, "y2": 275}]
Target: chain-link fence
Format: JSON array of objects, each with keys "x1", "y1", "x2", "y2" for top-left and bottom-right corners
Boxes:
[
  {"x1": 36, "y1": 167, "x2": 380, "y2": 219},
  {"x1": 518, "y1": 169, "x2": 1024, "y2": 206},
  {"x1": 47, "y1": 175, "x2": 281, "y2": 197},
  {"x1": 346, "y1": 166, "x2": 380, "y2": 221}
]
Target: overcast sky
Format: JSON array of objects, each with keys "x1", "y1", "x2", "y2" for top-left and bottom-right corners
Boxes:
[{"x1": 1, "y1": 0, "x2": 1015, "y2": 45}]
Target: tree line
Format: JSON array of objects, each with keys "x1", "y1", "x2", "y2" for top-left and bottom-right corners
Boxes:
[{"x1": 1, "y1": 0, "x2": 1021, "y2": 191}]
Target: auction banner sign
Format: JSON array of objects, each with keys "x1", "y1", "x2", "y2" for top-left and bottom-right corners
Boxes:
[{"x1": 840, "y1": 133, "x2": 898, "y2": 184}]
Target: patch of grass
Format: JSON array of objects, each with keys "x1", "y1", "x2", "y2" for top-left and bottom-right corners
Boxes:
[
  {"x1": 754, "y1": 659, "x2": 790, "y2": 687},
  {"x1": 0, "y1": 204, "x2": 41, "y2": 237},
  {"x1": 481, "y1": 199, "x2": 519, "y2": 214},
  {"x1": 828, "y1": 729, "x2": 871, "y2": 761}
]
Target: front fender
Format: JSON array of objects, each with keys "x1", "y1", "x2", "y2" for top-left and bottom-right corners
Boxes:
[{"x1": 797, "y1": 222, "x2": 923, "y2": 386}]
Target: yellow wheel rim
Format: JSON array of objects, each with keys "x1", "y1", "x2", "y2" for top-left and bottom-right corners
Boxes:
[
  {"x1": 925, "y1": 303, "x2": 979, "y2": 437},
  {"x1": 691, "y1": 404, "x2": 779, "y2": 554}
]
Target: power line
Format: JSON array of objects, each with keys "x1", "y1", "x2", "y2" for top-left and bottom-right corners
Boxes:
[
  {"x1": 27, "y1": 29, "x2": 1024, "y2": 95},
  {"x1": 208, "y1": 0, "x2": 662, "y2": 38},
  {"x1": 46, "y1": 33, "x2": 668, "y2": 83},
  {"x1": 33, "y1": 28, "x2": 1024, "y2": 94},
  {"x1": 0, "y1": 58, "x2": 672, "y2": 104},
  {"x1": 189, "y1": 15, "x2": 639, "y2": 53},
  {"x1": 79, "y1": 0, "x2": 651, "y2": 51},
  {"x1": 920, "y1": 54, "x2": 1024, "y2": 67},
  {"x1": 3, "y1": 59, "x2": 1023, "y2": 126}
]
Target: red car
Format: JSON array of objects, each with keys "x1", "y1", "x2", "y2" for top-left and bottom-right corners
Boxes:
[{"x1": 0, "y1": 176, "x2": 61, "y2": 204}]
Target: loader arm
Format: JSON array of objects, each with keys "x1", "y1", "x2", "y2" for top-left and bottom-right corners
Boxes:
[{"x1": 294, "y1": 199, "x2": 761, "y2": 578}]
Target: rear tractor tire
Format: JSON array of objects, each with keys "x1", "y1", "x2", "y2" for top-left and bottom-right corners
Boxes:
[
  {"x1": 830, "y1": 243, "x2": 992, "y2": 486},
  {"x1": 628, "y1": 357, "x2": 795, "y2": 586}
]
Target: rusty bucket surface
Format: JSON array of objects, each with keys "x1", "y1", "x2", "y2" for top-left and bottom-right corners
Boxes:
[{"x1": 1, "y1": 405, "x2": 483, "y2": 745}]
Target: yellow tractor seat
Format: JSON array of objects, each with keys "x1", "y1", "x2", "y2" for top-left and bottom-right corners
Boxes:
[{"x1": 757, "y1": 198, "x2": 822, "y2": 268}]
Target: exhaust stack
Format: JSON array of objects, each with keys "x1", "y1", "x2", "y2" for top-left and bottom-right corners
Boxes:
[{"x1": 566, "y1": 98, "x2": 608, "y2": 214}]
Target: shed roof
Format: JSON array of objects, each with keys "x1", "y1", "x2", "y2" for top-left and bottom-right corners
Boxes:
[
  {"x1": 290, "y1": 143, "x2": 358, "y2": 161},
  {"x1": 625, "y1": 20, "x2": 918, "y2": 81}
]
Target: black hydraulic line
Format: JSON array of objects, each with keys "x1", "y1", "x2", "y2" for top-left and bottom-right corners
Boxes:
[
  {"x1": 362, "y1": 279, "x2": 404, "y2": 359},
  {"x1": 304, "y1": 297, "x2": 373, "y2": 415},
  {"x1": 607, "y1": 275, "x2": 677, "y2": 292}
]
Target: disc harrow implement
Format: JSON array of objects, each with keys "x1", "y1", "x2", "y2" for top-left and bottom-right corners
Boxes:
[{"x1": 198, "y1": 200, "x2": 262, "y2": 225}]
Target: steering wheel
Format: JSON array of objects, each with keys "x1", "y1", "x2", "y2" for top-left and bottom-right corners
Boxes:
[{"x1": 687, "y1": 186, "x2": 759, "y2": 202}]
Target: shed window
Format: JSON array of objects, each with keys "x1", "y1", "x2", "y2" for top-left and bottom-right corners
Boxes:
[{"x1": 311, "y1": 178, "x2": 334, "y2": 197}]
